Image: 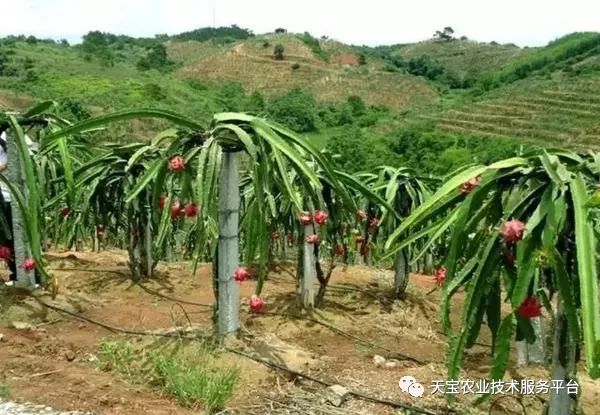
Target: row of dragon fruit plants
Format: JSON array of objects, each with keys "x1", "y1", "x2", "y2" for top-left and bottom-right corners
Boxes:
[{"x1": 1, "y1": 103, "x2": 599, "y2": 412}]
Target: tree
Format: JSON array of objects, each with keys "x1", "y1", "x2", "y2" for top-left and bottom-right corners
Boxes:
[
  {"x1": 358, "y1": 53, "x2": 367, "y2": 65},
  {"x1": 274, "y1": 44, "x2": 285, "y2": 60},
  {"x1": 275, "y1": 28, "x2": 287, "y2": 34},
  {"x1": 433, "y1": 26, "x2": 455, "y2": 41},
  {"x1": 327, "y1": 126, "x2": 368, "y2": 172},
  {"x1": 267, "y1": 88, "x2": 319, "y2": 133},
  {"x1": 346, "y1": 95, "x2": 366, "y2": 117},
  {"x1": 136, "y1": 44, "x2": 174, "y2": 72}
]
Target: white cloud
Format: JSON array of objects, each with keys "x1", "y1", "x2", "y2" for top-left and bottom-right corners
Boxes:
[{"x1": 1, "y1": 0, "x2": 599, "y2": 46}]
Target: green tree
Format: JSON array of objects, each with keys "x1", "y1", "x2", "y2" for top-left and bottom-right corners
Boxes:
[
  {"x1": 136, "y1": 44, "x2": 174, "y2": 72},
  {"x1": 274, "y1": 44, "x2": 285, "y2": 60},
  {"x1": 346, "y1": 95, "x2": 366, "y2": 117},
  {"x1": 327, "y1": 126, "x2": 368, "y2": 171},
  {"x1": 267, "y1": 89, "x2": 319, "y2": 133}
]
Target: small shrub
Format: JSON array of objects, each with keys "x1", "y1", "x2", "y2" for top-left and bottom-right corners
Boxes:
[
  {"x1": 0, "y1": 380, "x2": 10, "y2": 399},
  {"x1": 291, "y1": 63, "x2": 300, "y2": 70},
  {"x1": 274, "y1": 44, "x2": 285, "y2": 60},
  {"x1": 150, "y1": 354, "x2": 238, "y2": 413},
  {"x1": 262, "y1": 41, "x2": 271, "y2": 48},
  {"x1": 358, "y1": 53, "x2": 367, "y2": 65},
  {"x1": 186, "y1": 79, "x2": 207, "y2": 91},
  {"x1": 98, "y1": 340, "x2": 137, "y2": 380}
]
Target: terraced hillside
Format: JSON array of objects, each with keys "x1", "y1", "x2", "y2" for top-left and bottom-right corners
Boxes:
[
  {"x1": 176, "y1": 34, "x2": 439, "y2": 109},
  {"x1": 418, "y1": 75, "x2": 600, "y2": 149},
  {"x1": 389, "y1": 39, "x2": 530, "y2": 81}
]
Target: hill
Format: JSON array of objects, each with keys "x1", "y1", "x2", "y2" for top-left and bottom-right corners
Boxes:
[
  {"x1": 1, "y1": 28, "x2": 600, "y2": 159},
  {"x1": 174, "y1": 33, "x2": 438, "y2": 109},
  {"x1": 415, "y1": 74, "x2": 600, "y2": 150}
]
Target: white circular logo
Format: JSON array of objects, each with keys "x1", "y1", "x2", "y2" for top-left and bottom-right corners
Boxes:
[
  {"x1": 399, "y1": 375, "x2": 416, "y2": 392},
  {"x1": 408, "y1": 382, "x2": 425, "y2": 398}
]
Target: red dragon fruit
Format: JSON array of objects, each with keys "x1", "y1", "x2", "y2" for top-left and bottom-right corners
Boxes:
[
  {"x1": 516, "y1": 296, "x2": 542, "y2": 319},
  {"x1": 249, "y1": 295, "x2": 265, "y2": 312},
  {"x1": 233, "y1": 267, "x2": 250, "y2": 283},
  {"x1": 168, "y1": 155, "x2": 185, "y2": 172},
  {"x1": 334, "y1": 244, "x2": 345, "y2": 256},
  {"x1": 21, "y1": 258, "x2": 35, "y2": 272},
  {"x1": 434, "y1": 266, "x2": 447, "y2": 286},
  {"x1": 500, "y1": 219, "x2": 525, "y2": 243},
  {"x1": 313, "y1": 210, "x2": 329, "y2": 225},
  {"x1": 306, "y1": 234, "x2": 319, "y2": 245},
  {"x1": 0, "y1": 246, "x2": 12, "y2": 262},
  {"x1": 183, "y1": 202, "x2": 199, "y2": 218}
]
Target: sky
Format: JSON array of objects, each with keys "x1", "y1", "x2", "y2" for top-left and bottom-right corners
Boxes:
[{"x1": 1, "y1": 0, "x2": 599, "y2": 47}]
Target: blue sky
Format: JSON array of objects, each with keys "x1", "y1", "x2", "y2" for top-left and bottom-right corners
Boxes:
[{"x1": 2, "y1": 0, "x2": 599, "y2": 46}]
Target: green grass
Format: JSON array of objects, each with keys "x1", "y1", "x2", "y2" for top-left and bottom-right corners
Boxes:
[
  {"x1": 0, "y1": 380, "x2": 10, "y2": 399},
  {"x1": 97, "y1": 338, "x2": 238, "y2": 413},
  {"x1": 151, "y1": 354, "x2": 238, "y2": 412}
]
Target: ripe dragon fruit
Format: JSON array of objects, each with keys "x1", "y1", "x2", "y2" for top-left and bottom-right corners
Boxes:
[
  {"x1": 21, "y1": 258, "x2": 35, "y2": 272},
  {"x1": 158, "y1": 195, "x2": 166, "y2": 210},
  {"x1": 61, "y1": 206, "x2": 70, "y2": 217},
  {"x1": 271, "y1": 231, "x2": 280, "y2": 240},
  {"x1": 313, "y1": 210, "x2": 329, "y2": 225},
  {"x1": 460, "y1": 176, "x2": 482, "y2": 194},
  {"x1": 168, "y1": 155, "x2": 185, "y2": 172},
  {"x1": 0, "y1": 245, "x2": 12, "y2": 261},
  {"x1": 306, "y1": 234, "x2": 319, "y2": 244},
  {"x1": 183, "y1": 202, "x2": 199, "y2": 218},
  {"x1": 249, "y1": 295, "x2": 265, "y2": 312},
  {"x1": 233, "y1": 266, "x2": 250, "y2": 283},
  {"x1": 434, "y1": 266, "x2": 447, "y2": 286},
  {"x1": 500, "y1": 219, "x2": 525, "y2": 243},
  {"x1": 516, "y1": 296, "x2": 542, "y2": 319},
  {"x1": 334, "y1": 244, "x2": 345, "y2": 256},
  {"x1": 171, "y1": 202, "x2": 182, "y2": 219}
]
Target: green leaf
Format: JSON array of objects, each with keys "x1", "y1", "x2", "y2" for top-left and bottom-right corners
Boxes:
[
  {"x1": 125, "y1": 158, "x2": 164, "y2": 203},
  {"x1": 23, "y1": 100, "x2": 56, "y2": 117},
  {"x1": 490, "y1": 314, "x2": 516, "y2": 380},
  {"x1": 510, "y1": 232, "x2": 539, "y2": 308},
  {"x1": 486, "y1": 279, "x2": 502, "y2": 352},
  {"x1": 570, "y1": 173, "x2": 600, "y2": 378},
  {"x1": 552, "y1": 248, "x2": 581, "y2": 342}
]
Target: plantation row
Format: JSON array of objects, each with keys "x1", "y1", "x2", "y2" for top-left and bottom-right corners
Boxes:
[
  {"x1": 426, "y1": 80, "x2": 600, "y2": 149},
  {"x1": 1, "y1": 101, "x2": 600, "y2": 414}
]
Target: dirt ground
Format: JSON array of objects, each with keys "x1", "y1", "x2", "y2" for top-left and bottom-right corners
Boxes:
[{"x1": 0, "y1": 250, "x2": 598, "y2": 414}]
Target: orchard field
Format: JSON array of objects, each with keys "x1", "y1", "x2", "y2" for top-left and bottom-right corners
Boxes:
[
  {"x1": 1, "y1": 26, "x2": 600, "y2": 415},
  {"x1": 0, "y1": 102, "x2": 599, "y2": 415}
]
